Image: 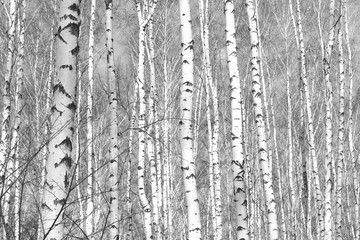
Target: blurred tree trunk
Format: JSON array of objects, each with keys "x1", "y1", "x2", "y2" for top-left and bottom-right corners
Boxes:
[
  {"x1": 178, "y1": 0, "x2": 202, "y2": 238},
  {"x1": 40, "y1": 0, "x2": 80, "y2": 239}
]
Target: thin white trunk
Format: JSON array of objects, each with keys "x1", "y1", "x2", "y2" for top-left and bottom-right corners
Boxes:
[
  {"x1": 295, "y1": 0, "x2": 323, "y2": 237},
  {"x1": 86, "y1": 0, "x2": 96, "y2": 239},
  {"x1": 323, "y1": 1, "x2": 335, "y2": 239},
  {"x1": 344, "y1": 1, "x2": 359, "y2": 237},
  {"x1": 136, "y1": 1, "x2": 152, "y2": 239},
  {"x1": 40, "y1": 1, "x2": 80, "y2": 239},
  {"x1": 1, "y1": 1, "x2": 16, "y2": 236},
  {"x1": 178, "y1": 0, "x2": 202, "y2": 238},
  {"x1": 335, "y1": 2, "x2": 345, "y2": 238},
  {"x1": 12, "y1": 2, "x2": 25, "y2": 239},
  {"x1": 105, "y1": 0, "x2": 119, "y2": 238},
  {"x1": 224, "y1": 1, "x2": 249, "y2": 239},
  {"x1": 146, "y1": 2, "x2": 160, "y2": 236},
  {"x1": 245, "y1": 1, "x2": 279, "y2": 239}
]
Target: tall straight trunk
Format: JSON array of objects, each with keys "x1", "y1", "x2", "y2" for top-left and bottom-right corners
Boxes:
[
  {"x1": 146, "y1": 2, "x2": 160, "y2": 236},
  {"x1": 245, "y1": 1, "x2": 279, "y2": 239},
  {"x1": 86, "y1": 0, "x2": 96, "y2": 239},
  {"x1": 199, "y1": 0, "x2": 217, "y2": 238},
  {"x1": 136, "y1": 1, "x2": 156, "y2": 240},
  {"x1": 295, "y1": 0, "x2": 323, "y2": 237},
  {"x1": 12, "y1": 1, "x2": 26, "y2": 239},
  {"x1": 224, "y1": 1, "x2": 249, "y2": 239},
  {"x1": 335, "y1": 1, "x2": 345, "y2": 238},
  {"x1": 202, "y1": 0, "x2": 222, "y2": 238},
  {"x1": 38, "y1": 11, "x2": 55, "y2": 240},
  {"x1": 0, "y1": 3, "x2": 16, "y2": 234},
  {"x1": 344, "y1": 1, "x2": 359, "y2": 237},
  {"x1": 40, "y1": 1, "x2": 80, "y2": 239},
  {"x1": 323, "y1": 1, "x2": 336, "y2": 239},
  {"x1": 105, "y1": 0, "x2": 119, "y2": 238},
  {"x1": 126, "y1": 85, "x2": 137, "y2": 240},
  {"x1": 75, "y1": 67, "x2": 85, "y2": 230},
  {"x1": 135, "y1": 1, "x2": 153, "y2": 239},
  {"x1": 178, "y1": 0, "x2": 202, "y2": 238}
]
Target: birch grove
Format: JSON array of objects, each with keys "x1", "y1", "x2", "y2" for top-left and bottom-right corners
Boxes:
[{"x1": 0, "y1": 0, "x2": 359, "y2": 239}]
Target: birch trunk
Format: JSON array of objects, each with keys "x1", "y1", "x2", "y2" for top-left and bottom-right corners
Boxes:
[
  {"x1": 344, "y1": 1, "x2": 359, "y2": 237},
  {"x1": 323, "y1": 1, "x2": 336, "y2": 239},
  {"x1": 178, "y1": 0, "x2": 202, "y2": 238},
  {"x1": 146, "y1": 2, "x2": 160, "y2": 236},
  {"x1": 105, "y1": 0, "x2": 119, "y2": 238},
  {"x1": 0, "y1": 2, "x2": 16, "y2": 235},
  {"x1": 335, "y1": 1, "x2": 345, "y2": 238},
  {"x1": 40, "y1": 1, "x2": 80, "y2": 239},
  {"x1": 224, "y1": 0, "x2": 248, "y2": 239},
  {"x1": 245, "y1": 1, "x2": 279, "y2": 239},
  {"x1": 136, "y1": 1, "x2": 152, "y2": 239},
  {"x1": 295, "y1": 0, "x2": 324, "y2": 237},
  {"x1": 86, "y1": 0, "x2": 96, "y2": 239},
  {"x1": 12, "y1": 2, "x2": 26, "y2": 239}
]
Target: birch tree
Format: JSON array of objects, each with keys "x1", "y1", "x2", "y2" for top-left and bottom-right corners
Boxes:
[
  {"x1": 40, "y1": 0, "x2": 80, "y2": 239},
  {"x1": 0, "y1": 3, "x2": 16, "y2": 235},
  {"x1": 245, "y1": 0, "x2": 279, "y2": 239},
  {"x1": 224, "y1": 0, "x2": 248, "y2": 239},
  {"x1": 105, "y1": 0, "x2": 120, "y2": 238},
  {"x1": 86, "y1": 0, "x2": 96, "y2": 238},
  {"x1": 178, "y1": 0, "x2": 202, "y2": 238},
  {"x1": 323, "y1": 1, "x2": 336, "y2": 239}
]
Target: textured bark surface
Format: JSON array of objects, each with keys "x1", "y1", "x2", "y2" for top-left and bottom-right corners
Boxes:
[
  {"x1": 179, "y1": 0, "x2": 202, "y2": 238},
  {"x1": 105, "y1": 0, "x2": 120, "y2": 239},
  {"x1": 245, "y1": 0, "x2": 279, "y2": 239},
  {"x1": 40, "y1": 1, "x2": 80, "y2": 239},
  {"x1": 224, "y1": 1, "x2": 249, "y2": 239}
]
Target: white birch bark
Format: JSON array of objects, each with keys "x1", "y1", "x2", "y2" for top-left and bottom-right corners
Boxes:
[
  {"x1": 146, "y1": 2, "x2": 160, "y2": 236},
  {"x1": 0, "y1": 2, "x2": 16, "y2": 235},
  {"x1": 135, "y1": 1, "x2": 152, "y2": 239},
  {"x1": 86, "y1": 0, "x2": 96, "y2": 239},
  {"x1": 178, "y1": 0, "x2": 202, "y2": 238},
  {"x1": 202, "y1": 0, "x2": 223, "y2": 237},
  {"x1": 224, "y1": 0, "x2": 249, "y2": 239},
  {"x1": 344, "y1": 1, "x2": 359, "y2": 237},
  {"x1": 105, "y1": 0, "x2": 119, "y2": 238},
  {"x1": 12, "y1": 2, "x2": 25, "y2": 239},
  {"x1": 40, "y1": 1, "x2": 80, "y2": 239},
  {"x1": 245, "y1": 1, "x2": 279, "y2": 239},
  {"x1": 126, "y1": 85, "x2": 137, "y2": 240},
  {"x1": 295, "y1": 0, "x2": 324, "y2": 237},
  {"x1": 335, "y1": 1, "x2": 345, "y2": 238},
  {"x1": 323, "y1": 1, "x2": 336, "y2": 239}
]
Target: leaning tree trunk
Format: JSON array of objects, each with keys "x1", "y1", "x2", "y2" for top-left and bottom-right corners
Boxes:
[
  {"x1": 224, "y1": 0, "x2": 249, "y2": 239},
  {"x1": 178, "y1": 0, "x2": 202, "y2": 238},
  {"x1": 245, "y1": 0, "x2": 279, "y2": 239},
  {"x1": 40, "y1": 1, "x2": 80, "y2": 239},
  {"x1": 105, "y1": 0, "x2": 120, "y2": 239}
]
